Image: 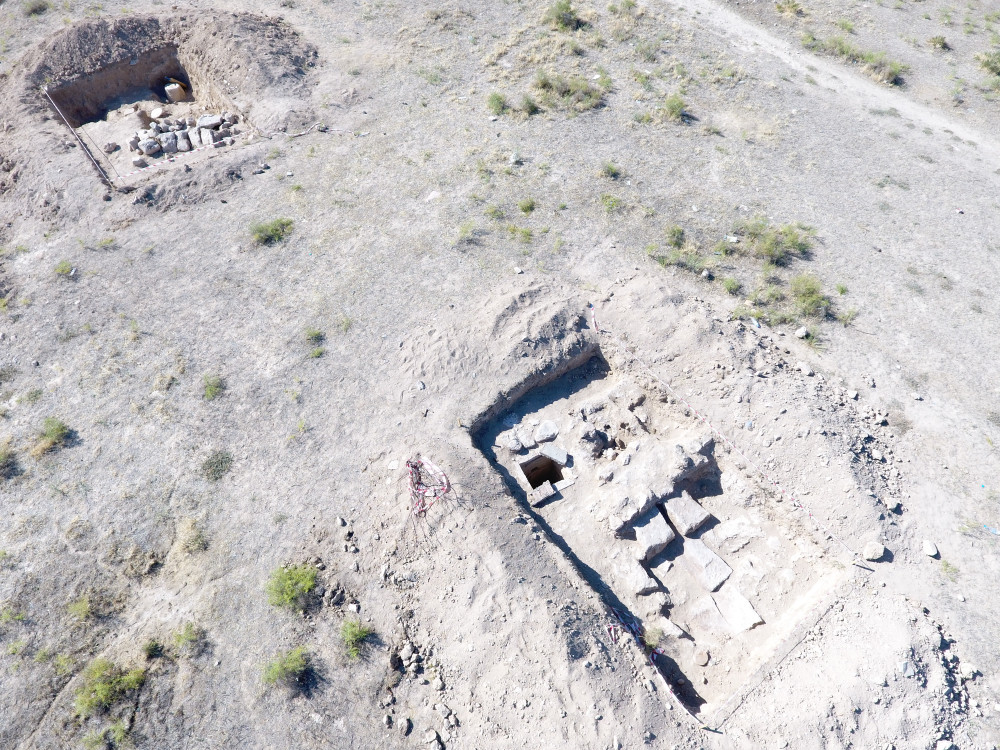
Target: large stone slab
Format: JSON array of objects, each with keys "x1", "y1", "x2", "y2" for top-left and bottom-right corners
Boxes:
[
  {"x1": 609, "y1": 543, "x2": 659, "y2": 596},
  {"x1": 664, "y1": 491, "x2": 712, "y2": 536},
  {"x1": 686, "y1": 595, "x2": 730, "y2": 638},
  {"x1": 712, "y1": 586, "x2": 764, "y2": 633},
  {"x1": 681, "y1": 538, "x2": 732, "y2": 592},
  {"x1": 632, "y1": 505, "x2": 676, "y2": 562}
]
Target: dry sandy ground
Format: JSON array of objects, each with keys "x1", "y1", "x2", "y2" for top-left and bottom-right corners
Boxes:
[{"x1": 0, "y1": 0, "x2": 998, "y2": 748}]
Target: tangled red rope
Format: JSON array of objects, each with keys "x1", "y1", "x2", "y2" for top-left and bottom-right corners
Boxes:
[{"x1": 407, "y1": 456, "x2": 451, "y2": 515}]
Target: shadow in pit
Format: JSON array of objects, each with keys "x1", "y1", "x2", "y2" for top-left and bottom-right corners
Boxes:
[{"x1": 472, "y1": 355, "x2": 706, "y2": 714}]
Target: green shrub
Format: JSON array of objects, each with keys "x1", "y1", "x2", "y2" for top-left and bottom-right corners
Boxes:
[
  {"x1": 0, "y1": 443, "x2": 18, "y2": 480},
  {"x1": 309, "y1": 347, "x2": 325, "y2": 358},
  {"x1": 67, "y1": 595, "x2": 92, "y2": 621},
  {"x1": 202, "y1": 375, "x2": 225, "y2": 401},
  {"x1": 24, "y1": 0, "x2": 50, "y2": 16},
  {"x1": 928, "y1": 35, "x2": 950, "y2": 50},
  {"x1": 835, "y1": 283, "x2": 848, "y2": 295},
  {"x1": 534, "y1": 69, "x2": 607, "y2": 111},
  {"x1": 341, "y1": 619, "x2": 374, "y2": 660},
  {"x1": 520, "y1": 94, "x2": 540, "y2": 115},
  {"x1": 722, "y1": 277, "x2": 742, "y2": 295},
  {"x1": 658, "y1": 247, "x2": 707, "y2": 274},
  {"x1": 54, "y1": 260, "x2": 73, "y2": 277},
  {"x1": 601, "y1": 162, "x2": 622, "y2": 179},
  {"x1": 266, "y1": 564, "x2": 317, "y2": 610},
  {"x1": 143, "y1": 640, "x2": 163, "y2": 659},
  {"x1": 173, "y1": 622, "x2": 205, "y2": 656},
  {"x1": 802, "y1": 32, "x2": 908, "y2": 85},
  {"x1": 251, "y1": 218, "x2": 294, "y2": 245},
  {"x1": 977, "y1": 50, "x2": 1000, "y2": 76},
  {"x1": 179, "y1": 519, "x2": 208, "y2": 553},
  {"x1": 666, "y1": 224, "x2": 685, "y2": 248},
  {"x1": 487, "y1": 92, "x2": 508, "y2": 115},
  {"x1": 31, "y1": 417, "x2": 70, "y2": 458},
  {"x1": 737, "y1": 219, "x2": 813, "y2": 266},
  {"x1": 518, "y1": 197, "x2": 536, "y2": 214},
  {"x1": 54, "y1": 653, "x2": 74, "y2": 676},
  {"x1": 600, "y1": 194, "x2": 623, "y2": 213},
  {"x1": 73, "y1": 658, "x2": 145, "y2": 718},
  {"x1": 544, "y1": 0, "x2": 585, "y2": 30},
  {"x1": 663, "y1": 93, "x2": 687, "y2": 122},
  {"x1": 263, "y1": 646, "x2": 309, "y2": 687},
  {"x1": 790, "y1": 273, "x2": 830, "y2": 317},
  {"x1": 201, "y1": 450, "x2": 233, "y2": 481},
  {"x1": 108, "y1": 721, "x2": 131, "y2": 747},
  {"x1": 305, "y1": 327, "x2": 325, "y2": 345}
]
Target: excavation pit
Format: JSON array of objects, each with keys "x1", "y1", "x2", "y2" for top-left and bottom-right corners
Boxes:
[{"x1": 475, "y1": 355, "x2": 847, "y2": 721}]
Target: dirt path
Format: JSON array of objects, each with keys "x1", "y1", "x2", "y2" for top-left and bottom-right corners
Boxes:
[{"x1": 668, "y1": 0, "x2": 1000, "y2": 163}]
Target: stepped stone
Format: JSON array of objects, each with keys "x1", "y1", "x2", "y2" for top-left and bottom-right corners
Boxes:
[
  {"x1": 712, "y1": 586, "x2": 764, "y2": 632},
  {"x1": 681, "y1": 538, "x2": 732, "y2": 592},
  {"x1": 632, "y1": 505, "x2": 675, "y2": 562},
  {"x1": 664, "y1": 491, "x2": 712, "y2": 536}
]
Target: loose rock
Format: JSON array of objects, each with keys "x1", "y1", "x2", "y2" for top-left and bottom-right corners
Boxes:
[
  {"x1": 534, "y1": 420, "x2": 559, "y2": 443},
  {"x1": 863, "y1": 542, "x2": 886, "y2": 562},
  {"x1": 922, "y1": 540, "x2": 939, "y2": 558}
]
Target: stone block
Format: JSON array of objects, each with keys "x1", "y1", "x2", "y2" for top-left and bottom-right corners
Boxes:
[
  {"x1": 632, "y1": 505, "x2": 676, "y2": 562},
  {"x1": 530, "y1": 481, "x2": 555, "y2": 507},
  {"x1": 610, "y1": 544, "x2": 658, "y2": 596},
  {"x1": 539, "y1": 443, "x2": 568, "y2": 466},
  {"x1": 664, "y1": 491, "x2": 712, "y2": 536},
  {"x1": 681, "y1": 538, "x2": 731, "y2": 592},
  {"x1": 197, "y1": 114, "x2": 224, "y2": 129},
  {"x1": 534, "y1": 420, "x2": 559, "y2": 443},
  {"x1": 712, "y1": 586, "x2": 763, "y2": 633},
  {"x1": 165, "y1": 83, "x2": 186, "y2": 103},
  {"x1": 686, "y1": 595, "x2": 729, "y2": 637}
]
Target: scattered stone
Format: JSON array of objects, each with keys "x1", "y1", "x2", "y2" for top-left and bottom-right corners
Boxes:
[
  {"x1": 197, "y1": 113, "x2": 224, "y2": 129},
  {"x1": 165, "y1": 83, "x2": 186, "y2": 102},
  {"x1": 150, "y1": 106, "x2": 166, "y2": 120},
  {"x1": 795, "y1": 326, "x2": 808, "y2": 339},
  {"x1": 848, "y1": 390, "x2": 859, "y2": 400},
  {"x1": 157, "y1": 131, "x2": 178, "y2": 153},
  {"x1": 177, "y1": 131, "x2": 191, "y2": 152},
  {"x1": 912, "y1": 392, "x2": 923, "y2": 401},
  {"x1": 863, "y1": 542, "x2": 887, "y2": 562},
  {"x1": 399, "y1": 717, "x2": 412, "y2": 737},
  {"x1": 530, "y1": 480, "x2": 556, "y2": 507},
  {"x1": 681, "y1": 539, "x2": 732, "y2": 592},
  {"x1": 432, "y1": 676, "x2": 445, "y2": 691},
  {"x1": 515, "y1": 429, "x2": 536, "y2": 450},
  {"x1": 694, "y1": 649, "x2": 710, "y2": 667},
  {"x1": 139, "y1": 139, "x2": 161, "y2": 156},
  {"x1": 102, "y1": 142, "x2": 118, "y2": 154},
  {"x1": 127, "y1": 135, "x2": 140, "y2": 152},
  {"x1": 579, "y1": 427, "x2": 608, "y2": 458},
  {"x1": 923, "y1": 540, "x2": 939, "y2": 558},
  {"x1": 131, "y1": 156, "x2": 147, "y2": 168},
  {"x1": 506, "y1": 434, "x2": 523, "y2": 452},
  {"x1": 797, "y1": 361, "x2": 814, "y2": 376},
  {"x1": 663, "y1": 491, "x2": 711, "y2": 536},
  {"x1": 534, "y1": 420, "x2": 559, "y2": 443},
  {"x1": 383, "y1": 714, "x2": 392, "y2": 727},
  {"x1": 539, "y1": 443, "x2": 568, "y2": 466},
  {"x1": 935, "y1": 741, "x2": 955, "y2": 750},
  {"x1": 632, "y1": 505, "x2": 676, "y2": 562},
  {"x1": 899, "y1": 660, "x2": 916, "y2": 678}
]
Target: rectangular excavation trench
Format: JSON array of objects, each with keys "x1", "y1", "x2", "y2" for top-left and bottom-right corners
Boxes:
[
  {"x1": 45, "y1": 45, "x2": 249, "y2": 184},
  {"x1": 473, "y1": 352, "x2": 846, "y2": 721}
]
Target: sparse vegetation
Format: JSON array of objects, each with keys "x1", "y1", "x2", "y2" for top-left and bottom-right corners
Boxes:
[
  {"x1": 179, "y1": 518, "x2": 208, "y2": 553},
  {"x1": 202, "y1": 374, "x2": 225, "y2": 401},
  {"x1": 341, "y1": 619, "x2": 374, "y2": 659},
  {"x1": 737, "y1": 218, "x2": 814, "y2": 266},
  {"x1": 776, "y1": 0, "x2": 804, "y2": 17},
  {"x1": 941, "y1": 558, "x2": 959, "y2": 581},
  {"x1": 250, "y1": 218, "x2": 294, "y2": 245},
  {"x1": 266, "y1": 564, "x2": 317, "y2": 611},
  {"x1": 54, "y1": 260, "x2": 73, "y2": 277},
  {"x1": 600, "y1": 194, "x2": 623, "y2": 213},
  {"x1": 663, "y1": 93, "x2": 687, "y2": 122},
  {"x1": 722, "y1": 277, "x2": 743, "y2": 295},
  {"x1": 263, "y1": 645, "x2": 309, "y2": 687},
  {"x1": 24, "y1": 0, "x2": 50, "y2": 16},
  {"x1": 485, "y1": 204, "x2": 505, "y2": 221},
  {"x1": 836, "y1": 283, "x2": 848, "y2": 295},
  {"x1": 790, "y1": 273, "x2": 831, "y2": 317},
  {"x1": 666, "y1": 224, "x2": 685, "y2": 249},
  {"x1": 518, "y1": 197, "x2": 537, "y2": 214},
  {"x1": 544, "y1": 0, "x2": 586, "y2": 31},
  {"x1": 486, "y1": 92, "x2": 508, "y2": 115},
  {"x1": 601, "y1": 162, "x2": 622, "y2": 179},
  {"x1": 309, "y1": 347, "x2": 325, "y2": 358},
  {"x1": 0, "y1": 442, "x2": 18, "y2": 480},
  {"x1": 520, "y1": 94, "x2": 540, "y2": 116},
  {"x1": 143, "y1": 640, "x2": 163, "y2": 659},
  {"x1": 802, "y1": 32, "x2": 908, "y2": 85},
  {"x1": 928, "y1": 35, "x2": 950, "y2": 50},
  {"x1": 305, "y1": 327, "x2": 325, "y2": 345},
  {"x1": 172, "y1": 622, "x2": 205, "y2": 656},
  {"x1": 534, "y1": 69, "x2": 608, "y2": 112},
  {"x1": 31, "y1": 417, "x2": 70, "y2": 458},
  {"x1": 976, "y1": 50, "x2": 1000, "y2": 76},
  {"x1": 73, "y1": 658, "x2": 145, "y2": 718},
  {"x1": 201, "y1": 450, "x2": 233, "y2": 482},
  {"x1": 835, "y1": 18, "x2": 854, "y2": 33},
  {"x1": 67, "y1": 594, "x2": 93, "y2": 621}
]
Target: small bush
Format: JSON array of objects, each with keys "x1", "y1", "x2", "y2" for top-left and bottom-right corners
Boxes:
[
  {"x1": 666, "y1": 224, "x2": 685, "y2": 248},
  {"x1": 775, "y1": 0, "x2": 804, "y2": 17},
  {"x1": 305, "y1": 327, "x2": 325, "y2": 345},
  {"x1": 0, "y1": 442, "x2": 18, "y2": 480},
  {"x1": 143, "y1": 640, "x2": 163, "y2": 659},
  {"x1": 73, "y1": 659, "x2": 145, "y2": 718},
  {"x1": 251, "y1": 218, "x2": 294, "y2": 245},
  {"x1": 54, "y1": 260, "x2": 73, "y2": 277},
  {"x1": 31, "y1": 417, "x2": 71, "y2": 458},
  {"x1": 835, "y1": 283, "x2": 848, "y2": 295},
  {"x1": 309, "y1": 347, "x2": 325, "y2": 358},
  {"x1": 928, "y1": 35, "x2": 950, "y2": 50},
  {"x1": 486, "y1": 92, "x2": 508, "y2": 115},
  {"x1": 836, "y1": 18, "x2": 854, "y2": 33},
  {"x1": 266, "y1": 564, "x2": 317, "y2": 611},
  {"x1": 977, "y1": 50, "x2": 1000, "y2": 76},
  {"x1": 341, "y1": 619, "x2": 374, "y2": 660},
  {"x1": 67, "y1": 595, "x2": 93, "y2": 621},
  {"x1": 173, "y1": 622, "x2": 205, "y2": 656},
  {"x1": 263, "y1": 646, "x2": 309, "y2": 687},
  {"x1": 790, "y1": 273, "x2": 830, "y2": 317},
  {"x1": 601, "y1": 162, "x2": 622, "y2": 179},
  {"x1": 484, "y1": 204, "x2": 504, "y2": 221},
  {"x1": 24, "y1": 0, "x2": 50, "y2": 15},
  {"x1": 802, "y1": 32, "x2": 908, "y2": 85},
  {"x1": 54, "y1": 653, "x2": 74, "y2": 676},
  {"x1": 518, "y1": 197, "x2": 536, "y2": 214},
  {"x1": 663, "y1": 93, "x2": 686, "y2": 122},
  {"x1": 722, "y1": 277, "x2": 742, "y2": 295},
  {"x1": 658, "y1": 247, "x2": 707, "y2": 274},
  {"x1": 202, "y1": 375, "x2": 225, "y2": 401},
  {"x1": 179, "y1": 519, "x2": 208, "y2": 553},
  {"x1": 201, "y1": 450, "x2": 233, "y2": 482},
  {"x1": 600, "y1": 194, "x2": 623, "y2": 213},
  {"x1": 108, "y1": 721, "x2": 131, "y2": 747},
  {"x1": 520, "y1": 94, "x2": 540, "y2": 115},
  {"x1": 534, "y1": 69, "x2": 607, "y2": 111},
  {"x1": 544, "y1": 0, "x2": 585, "y2": 31}
]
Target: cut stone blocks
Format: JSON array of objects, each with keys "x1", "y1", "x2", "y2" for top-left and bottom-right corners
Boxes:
[
  {"x1": 681, "y1": 538, "x2": 732, "y2": 592},
  {"x1": 712, "y1": 586, "x2": 764, "y2": 633},
  {"x1": 530, "y1": 481, "x2": 555, "y2": 507},
  {"x1": 632, "y1": 505, "x2": 676, "y2": 562},
  {"x1": 610, "y1": 543, "x2": 659, "y2": 596},
  {"x1": 539, "y1": 443, "x2": 568, "y2": 466},
  {"x1": 664, "y1": 491, "x2": 712, "y2": 536}
]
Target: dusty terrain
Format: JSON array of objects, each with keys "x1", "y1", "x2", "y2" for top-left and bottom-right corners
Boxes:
[{"x1": 0, "y1": 0, "x2": 998, "y2": 748}]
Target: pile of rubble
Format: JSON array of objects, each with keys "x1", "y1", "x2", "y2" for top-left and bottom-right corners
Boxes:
[{"x1": 104, "y1": 108, "x2": 244, "y2": 168}]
